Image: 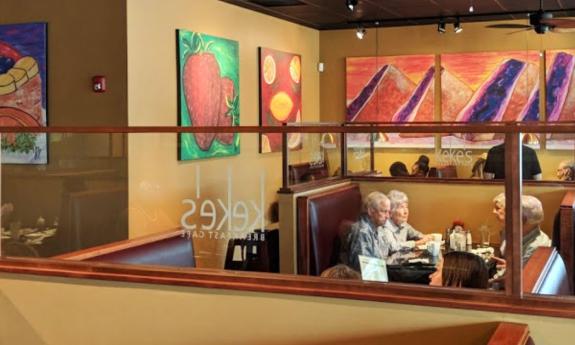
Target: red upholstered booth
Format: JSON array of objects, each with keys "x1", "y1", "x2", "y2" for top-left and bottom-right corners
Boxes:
[{"x1": 296, "y1": 183, "x2": 362, "y2": 275}]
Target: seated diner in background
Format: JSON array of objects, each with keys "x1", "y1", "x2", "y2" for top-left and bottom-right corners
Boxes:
[
  {"x1": 320, "y1": 264, "x2": 361, "y2": 280},
  {"x1": 389, "y1": 161, "x2": 410, "y2": 177},
  {"x1": 492, "y1": 193, "x2": 551, "y2": 265},
  {"x1": 344, "y1": 191, "x2": 390, "y2": 272},
  {"x1": 483, "y1": 143, "x2": 542, "y2": 180},
  {"x1": 556, "y1": 160, "x2": 575, "y2": 181},
  {"x1": 382, "y1": 190, "x2": 430, "y2": 254},
  {"x1": 429, "y1": 251, "x2": 489, "y2": 289},
  {"x1": 411, "y1": 155, "x2": 430, "y2": 177},
  {"x1": 470, "y1": 154, "x2": 487, "y2": 179}
]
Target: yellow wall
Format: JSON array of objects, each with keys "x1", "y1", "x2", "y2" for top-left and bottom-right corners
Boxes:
[
  {"x1": 320, "y1": 22, "x2": 575, "y2": 179},
  {"x1": 126, "y1": 0, "x2": 319, "y2": 268},
  {"x1": 360, "y1": 181, "x2": 565, "y2": 243},
  {"x1": 3, "y1": 3, "x2": 575, "y2": 345},
  {"x1": 2, "y1": 272, "x2": 575, "y2": 345},
  {"x1": 0, "y1": 0, "x2": 127, "y2": 125}
]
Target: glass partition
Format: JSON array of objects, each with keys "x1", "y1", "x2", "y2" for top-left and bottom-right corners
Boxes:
[
  {"x1": 287, "y1": 128, "x2": 340, "y2": 185},
  {"x1": 521, "y1": 131, "x2": 575, "y2": 297},
  {"x1": 3, "y1": 125, "x2": 575, "y2": 315}
]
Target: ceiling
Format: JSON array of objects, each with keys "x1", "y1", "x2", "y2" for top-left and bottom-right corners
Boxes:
[{"x1": 219, "y1": 0, "x2": 575, "y2": 30}]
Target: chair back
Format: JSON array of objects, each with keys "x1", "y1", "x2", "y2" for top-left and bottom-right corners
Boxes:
[{"x1": 438, "y1": 165, "x2": 458, "y2": 178}]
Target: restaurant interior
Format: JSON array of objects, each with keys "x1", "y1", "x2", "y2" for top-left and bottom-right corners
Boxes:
[{"x1": 2, "y1": 0, "x2": 575, "y2": 344}]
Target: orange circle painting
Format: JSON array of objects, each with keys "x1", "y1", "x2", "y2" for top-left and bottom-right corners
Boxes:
[{"x1": 259, "y1": 47, "x2": 302, "y2": 153}]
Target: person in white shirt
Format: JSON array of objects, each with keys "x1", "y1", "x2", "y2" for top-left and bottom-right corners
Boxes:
[
  {"x1": 382, "y1": 190, "x2": 430, "y2": 253},
  {"x1": 492, "y1": 193, "x2": 551, "y2": 265}
]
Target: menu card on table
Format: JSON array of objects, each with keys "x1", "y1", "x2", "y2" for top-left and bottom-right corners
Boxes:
[{"x1": 359, "y1": 255, "x2": 388, "y2": 282}]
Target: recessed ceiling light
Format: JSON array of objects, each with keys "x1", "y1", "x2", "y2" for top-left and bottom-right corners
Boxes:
[
  {"x1": 356, "y1": 25, "x2": 366, "y2": 39},
  {"x1": 454, "y1": 17, "x2": 463, "y2": 33},
  {"x1": 437, "y1": 19, "x2": 446, "y2": 34},
  {"x1": 346, "y1": 0, "x2": 358, "y2": 12}
]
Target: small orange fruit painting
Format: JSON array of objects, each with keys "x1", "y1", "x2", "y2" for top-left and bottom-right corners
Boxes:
[{"x1": 259, "y1": 47, "x2": 302, "y2": 153}]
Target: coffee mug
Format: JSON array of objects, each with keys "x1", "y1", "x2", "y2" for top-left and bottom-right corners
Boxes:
[
  {"x1": 430, "y1": 233, "x2": 442, "y2": 242},
  {"x1": 427, "y1": 241, "x2": 440, "y2": 256}
]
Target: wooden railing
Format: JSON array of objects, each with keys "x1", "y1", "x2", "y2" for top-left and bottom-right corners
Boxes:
[{"x1": 487, "y1": 322, "x2": 533, "y2": 345}]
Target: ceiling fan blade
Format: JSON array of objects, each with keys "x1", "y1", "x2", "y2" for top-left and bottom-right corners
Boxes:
[
  {"x1": 507, "y1": 28, "x2": 533, "y2": 35},
  {"x1": 540, "y1": 18, "x2": 575, "y2": 28},
  {"x1": 550, "y1": 26, "x2": 575, "y2": 33},
  {"x1": 486, "y1": 24, "x2": 533, "y2": 29}
]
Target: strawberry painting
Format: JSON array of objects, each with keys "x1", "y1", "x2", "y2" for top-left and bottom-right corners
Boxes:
[{"x1": 177, "y1": 30, "x2": 239, "y2": 160}]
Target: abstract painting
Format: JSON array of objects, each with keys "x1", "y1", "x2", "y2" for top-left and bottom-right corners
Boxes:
[
  {"x1": 259, "y1": 47, "x2": 301, "y2": 153},
  {"x1": 177, "y1": 30, "x2": 239, "y2": 160},
  {"x1": 346, "y1": 55, "x2": 435, "y2": 148},
  {"x1": 0, "y1": 23, "x2": 47, "y2": 164},
  {"x1": 441, "y1": 51, "x2": 539, "y2": 147},
  {"x1": 545, "y1": 49, "x2": 575, "y2": 149}
]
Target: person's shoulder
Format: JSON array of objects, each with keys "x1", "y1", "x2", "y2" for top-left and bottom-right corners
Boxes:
[
  {"x1": 489, "y1": 143, "x2": 505, "y2": 153},
  {"x1": 522, "y1": 144, "x2": 537, "y2": 154}
]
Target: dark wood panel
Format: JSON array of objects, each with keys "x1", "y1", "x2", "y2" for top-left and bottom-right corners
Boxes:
[
  {"x1": 220, "y1": 0, "x2": 575, "y2": 29},
  {"x1": 4, "y1": 122, "x2": 575, "y2": 134}
]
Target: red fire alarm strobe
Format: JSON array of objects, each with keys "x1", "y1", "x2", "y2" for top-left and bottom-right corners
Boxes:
[{"x1": 92, "y1": 76, "x2": 106, "y2": 92}]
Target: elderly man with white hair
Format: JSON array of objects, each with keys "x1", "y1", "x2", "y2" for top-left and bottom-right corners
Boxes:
[
  {"x1": 492, "y1": 193, "x2": 551, "y2": 265},
  {"x1": 345, "y1": 191, "x2": 391, "y2": 272},
  {"x1": 382, "y1": 190, "x2": 430, "y2": 254}
]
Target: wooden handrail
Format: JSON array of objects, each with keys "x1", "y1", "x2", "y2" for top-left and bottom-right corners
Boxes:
[
  {"x1": 54, "y1": 228, "x2": 183, "y2": 261},
  {"x1": 2, "y1": 122, "x2": 575, "y2": 133}
]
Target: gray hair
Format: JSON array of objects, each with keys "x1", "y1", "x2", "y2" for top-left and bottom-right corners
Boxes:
[
  {"x1": 364, "y1": 191, "x2": 389, "y2": 212},
  {"x1": 522, "y1": 195, "x2": 544, "y2": 226},
  {"x1": 493, "y1": 192, "x2": 505, "y2": 208},
  {"x1": 387, "y1": 190, "x2": 408, "y2": 212},
  {"x1": 559, "y1": 160, "x2": 575, "y2": 169}
]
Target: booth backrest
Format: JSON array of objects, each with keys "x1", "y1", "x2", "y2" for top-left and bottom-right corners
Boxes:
[
  {"x1": 523, "y1": 246, "x2": 571, "y2": 295},
  {"x1": 553, "y1": 190, "x2": 575, "y2": 289},
  {"x1": 289, "y1": 161, "x2": 329, "y2": 184},
  {"x1": 64, "y1": 188, "x2": 128, "y2": 252},
  {"x1": 297, "y1": 184, "x2": 362, "y2": 275},
  {"x1": 437, "y1": 165, "x2": 458, "y2": 178},
  {"x1": 56, "y1": 230, "x2": 195, "y2": 268}
]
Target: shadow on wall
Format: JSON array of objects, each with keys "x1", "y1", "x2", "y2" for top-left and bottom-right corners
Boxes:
[
  {"x1": 277, "y1": 322, "x2": 500, "y2": 345},
  {"x1": 0, "y1": 290, "x2": 47, "y2": 345}
]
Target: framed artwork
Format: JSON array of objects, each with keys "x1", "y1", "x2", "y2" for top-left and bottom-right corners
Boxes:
[
  {"x1": 345, "y1": 55, "x2": 435, "y2": 148},
  {"x1": 177, "y1": 30, "x2": 239, "y2": 161},
  {"x1": 258, "y1": 47, "x2": 302, "y2": 153},
  {"x1": 441, "y1": 51, "x2": 540, "y2": 148},
  {"x1": 0, "y1": 23, "x2": 48, "y2": 164},
  {"x1": 545, "y1": 49, "x2": 575, "y2": 150}
]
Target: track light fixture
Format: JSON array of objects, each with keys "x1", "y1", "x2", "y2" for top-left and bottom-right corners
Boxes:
[
  {"x1": 469, "y1": 0, "x2": 474, "y2": 13},
  {"x1": 356, "y1": 25, "x2": 366, "y2": 39},
  {"x1": 437, "y1": 19, "x2": 446, "y2": 33},
  {"x1": 454, "y1": 17, "x2": 463, "y2": 33},
  {"x1": 346, "y1": 0, "x2": 358, "y2": 12}
]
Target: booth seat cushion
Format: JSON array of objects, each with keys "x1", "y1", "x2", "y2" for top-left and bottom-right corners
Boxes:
[
  {"x1": 85, "y1": 236, "x2": 195, "y2": 267},
  {"x1": 297, "y1": 184, "x2": 362, "y2": 275}
]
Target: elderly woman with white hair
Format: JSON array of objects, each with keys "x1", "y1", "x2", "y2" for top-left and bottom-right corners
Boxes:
[
  {"x1": 492, "y1": 193, "x2": 551, "y2": 264},
  {"x1": 382, "y1": 190, "x2": 430, "y2": 254}
]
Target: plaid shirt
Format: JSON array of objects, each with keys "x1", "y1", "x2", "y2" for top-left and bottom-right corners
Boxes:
[{"x1": 345, "y1": 214, "x2": 389, "y2": 272}]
